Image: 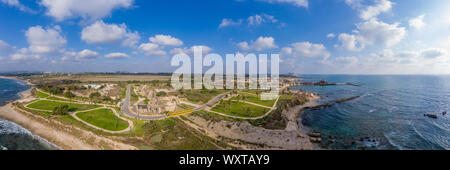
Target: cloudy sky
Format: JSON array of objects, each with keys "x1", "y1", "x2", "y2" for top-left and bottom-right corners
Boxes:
[{"x1": 0, "y1": 0, "x2": 449, "y2": 74}]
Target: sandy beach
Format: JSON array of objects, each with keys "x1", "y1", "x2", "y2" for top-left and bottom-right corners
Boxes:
[{"x1": 0, "y1": 77, "x2": 136, "y2": 150}]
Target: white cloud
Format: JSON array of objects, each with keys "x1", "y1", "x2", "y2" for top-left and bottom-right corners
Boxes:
[
  {"x1": 259, "y1": 0, "x2": 308, "y2": 8},
  {"x1": 25, "y1": 25, "x2": 67, "y2": 54},
  {"x1": 238, "y1": 36, "x2": 278, "y2": 51},
  {"x1": 421, "y1": 48, "x2": 447, "y2": 59},
  {"x1": 336, "y1": 33, "x2": 364, "y2": 51},
  {"x1": 105, "y1": 52, "x2": 130, "y2": 59},
  {"x1": 326, "y1": 33, "x2": 336, "y2": 38},
  {"x1": 409, "y1": 15, "x2": 426, "y2": 30},
  {"x1": 77, "y1": 49, "x2": 99, "y2": 59},
  {"x1": 41, "y1": 0, "x2": 134, "y2": 21},
  {"x1": 170, "y1": 45, "x2": 213, "y2": 56},
  {"x1": 356, "y1": 19, "x2": 406, "y2": 47},
  {"x1": 149, "y1": 35, "x2": 183, "y2": 46},
  {"x1": 369, "y1": 48, "x2": 448, "y2": 65},
  {"x1": 218, "y1": 19, "x2": 243, "y2": 28},
  {"x1": 62, "y1": 49, "x2": 99, "y2": 61},
  {"x1": 360, "y1": 0, "x2": 392, "y2": 20},
  {"x1": 282, "y1": 42, "x2": 330, "y2": 59},
  {"x1": 0, "y1": 40, "x2": 11, "y2": 51},
  {"x1": 10, "y1": 48, "x2": 40, "y2": 60},
  {"x1": 219, "y1": 14, "x2": 278, "y2": 28},
  {"x1": 138, "y1": 43, "x2": 166, "y2": 56},
  {"x1": 237, "y1": 42, "x2": 250, "y2": 51},
  {"x1": 345, "y1": 0, "x2": 393, "y2": 20},
  {"x1": 1, "y1": 0, "x2": 35, "y2": 13},
  {"x1": 248, "y1": 14, "x2": 278, "y2": 26},
  {"x1": 337, "y1": 19, "x2": 406, "y2": 51},
  {"x1": 81, "y1": 21, "x2": 140, "y2": 48},
  {"x1": 335, "y1": 56, "x2": 359, "y2": 66}
]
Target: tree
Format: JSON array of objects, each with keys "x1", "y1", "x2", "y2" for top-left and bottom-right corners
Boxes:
[
  {"x1": 64, "y1": 91, "x2": 75, "y2": 98},
  {"x1": 53, "y1": 105, "x2": 69, "y2": 115},
  {"x1": 49, "y1": 87, "x2": 63, "y2": 95},
  {"x1": 31, "y1": 88, "x2": 37, "y2": 96}
]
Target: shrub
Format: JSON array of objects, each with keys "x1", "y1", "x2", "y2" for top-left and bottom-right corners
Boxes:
[
  {"x1": 53, "y1": 105, "x2": 69, "y2": 115},
  {"x1": 64, "y1": 91, "x2": 76, "y2": 98},
  {"x1": 156, "y1": 91, "x2": 167, "y2": 97}
]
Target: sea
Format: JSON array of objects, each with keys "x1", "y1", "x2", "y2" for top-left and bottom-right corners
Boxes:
[
  {"x1": 292, "y1": 75, "x2": 450, "y2": 150},
  {"x1": 0, "y1": 78, "x2": 59, "y2": 150}
]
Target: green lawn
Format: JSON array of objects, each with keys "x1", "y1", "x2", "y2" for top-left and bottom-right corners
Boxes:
[
  {"x1": 48, "y1": 96, "x2": 73, "y2": 102},
  {"x1": 176, "y1": 89, "x2": 228, "y2": 104},
  {"x1": 211, "y1": 100, "x2": 268, "y2": 117},
  {"x1": 27, "y1": 100, "x2": 101, "y2": 112},
  {"x1": 77, "y1": 109, "x2": 129, "y2": 131},
  {"x1": 36, "y1": 91, "x2": 49, "y2": 98},
  {"x1": 232, "y1": 92, "x2": 276, "y2": 107}
]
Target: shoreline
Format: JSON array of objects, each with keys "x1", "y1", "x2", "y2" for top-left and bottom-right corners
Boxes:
[
  {"x1": 0, "y1": 77, "x2": 136, "y2": 150},
  {"x1": 0, "y1": 76, "x2": 322, "y2": 150}
]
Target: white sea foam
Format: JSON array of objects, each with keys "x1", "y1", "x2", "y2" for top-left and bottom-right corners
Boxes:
[{"x1": 0, "y1": 119, "x2": 61, "y2": 150}]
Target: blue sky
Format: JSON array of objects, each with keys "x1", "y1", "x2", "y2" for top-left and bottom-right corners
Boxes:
[{"x1": 0, "y1": 0, "x2": 449, "y2": 74}]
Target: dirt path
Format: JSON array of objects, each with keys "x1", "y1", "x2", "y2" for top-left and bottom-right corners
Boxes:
[
  {"x1": 181, "y1": 95, "x2": 321, "y2": 150},
  {"x1": 0, "y1": 103, "x2": 136, "y2": 150}
]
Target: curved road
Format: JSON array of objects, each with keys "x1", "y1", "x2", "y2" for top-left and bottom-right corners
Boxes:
[
  {"x1": 121, "y1": 84, "x2": 231, "y2": 120},
  {"x1": 121, "y1": 84, "x2": 168, "y2": 120}
]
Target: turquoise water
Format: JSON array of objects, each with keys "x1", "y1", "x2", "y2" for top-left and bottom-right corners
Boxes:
[
  {"x1": 0, "y1": 78, "x2": 58, "y2": 150},
  {"x1": 293, "y1": 75, "x2": 450, "y2": 150}
]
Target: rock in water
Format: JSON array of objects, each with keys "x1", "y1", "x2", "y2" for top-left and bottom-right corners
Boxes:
[
  {"x1": 424, "y1": 114, "x2": 438, "y2": 119},
  {"x1": 308, "y1": 132, "x2": 321, "y2": 138}
]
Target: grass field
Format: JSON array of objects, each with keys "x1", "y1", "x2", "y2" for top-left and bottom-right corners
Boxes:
[
  {"x1": 232, "y1": 92, "x2": 276, "y2": 107},
  {"x1": 77, "y1": 109, "x2": 129, "y2": 131},
  {"x1": 36, "y1": 91, "x2": 49, "y2": 98},
  {"x1": 27, "y1": 100, "x2": 101, "y2": 112},
  {"x1": 47, "y1": 96, "x2": 73, "y2": 102},
  {"x1": 177, "y1": 89, "x2": 228, "y2": 104},
  {"x1": 211, "y1": 100, "x2": 268, "y2": 117}
]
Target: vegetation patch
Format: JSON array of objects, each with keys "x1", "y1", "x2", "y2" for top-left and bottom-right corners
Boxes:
[
  {"x1": 232, "y1": 92, "x2": 276, "y2": 107},
  {"x1": 36, "y1": 91, "x2": 49, "y2": 98},
  {"x1": 77, "y1": 109, "x2": 129, "y2": 131},
  {"x1": 27, "y1": 100, "x2": 101, "y2": 112},
  {"x1": 211, "y1": 100, "x2": 268, "y2": 117},
  {"x1": 174, "y1": 89, "x2": 228, "y2": 104},
  {"x1": 47, "y1": 96, "x2": 73, "y2": 102},
  {"x1": 141, "y1": 118, "x2": 219, "y2": 150}
]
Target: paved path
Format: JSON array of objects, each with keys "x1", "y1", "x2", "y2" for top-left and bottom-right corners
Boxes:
[
  {"x1": 29, "y1": 90, "x2": 135, "y2": 134},
  {"x1": 204, "y1": 97, "x2": 279, "y2": 120},
  {"x1": 120, "y1": 84, "x2": 168, "y2": 120}
]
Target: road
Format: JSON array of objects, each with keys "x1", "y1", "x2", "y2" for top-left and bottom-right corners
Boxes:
[
  {"x1": 193, "y1": 91, "x2": 230, "y2": 111},
  {"x1": 121, "y1": 84, "x2": 168, "y2": 120},
  {"x1": 121, "y1": 84, "x2": 231, "y2": 120}
]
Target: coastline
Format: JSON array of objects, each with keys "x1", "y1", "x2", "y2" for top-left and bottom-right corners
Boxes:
[
  {"x1": 0, "y1": 76, "x2": 321, "y2": 150},
  {"x1": 0, "y1": 77, "x2": 136, "y2": 150}
]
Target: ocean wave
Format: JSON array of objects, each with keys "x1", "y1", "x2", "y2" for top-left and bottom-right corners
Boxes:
[
  {"x1": 383, "y1": 131, "x2": 404, "y2": 150},
  {"x1": 14, "y1": 80, "x2": 27, "y2": 86},
  {"x1": 0, "y1": 119, "x2": 61, "y2": 150},
  {"x1": 0, "y1": 119, "x2": 33, "y2": 135}
]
